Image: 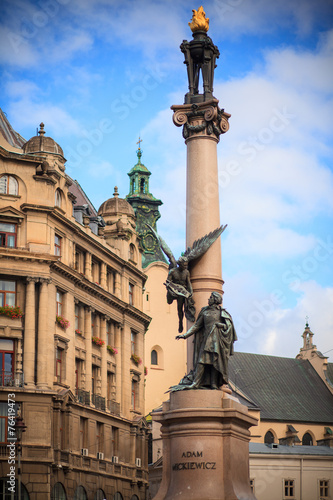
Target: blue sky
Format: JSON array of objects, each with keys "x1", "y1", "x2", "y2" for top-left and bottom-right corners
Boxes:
[{"x1": 1, "y1": 0, "x2": 333, "y2": 359}]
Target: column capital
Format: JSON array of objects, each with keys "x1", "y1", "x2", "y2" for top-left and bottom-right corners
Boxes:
[
  {"x1": 40, "y1": 277, "x2": 52, "y2": 285},
  {"x1": 26, "y1": 276, "x2": 39, "y2": 283},
  {"x1": 171, "y1": 100, "x2": 230, "y2": 141}
]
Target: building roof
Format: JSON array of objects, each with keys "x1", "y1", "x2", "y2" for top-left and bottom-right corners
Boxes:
[
  {"x1": 229, "y1": 352, "x2": 333, "y2": 423},
  {"x1": 0, "y1": 108, "x2": 26, "y2": 148},
  {"x1": 68, "y1": 177, "x2": 98, "y2": 216},
  {"x1": 249, "y1": 442, "x2": 333, "y2": 456}
]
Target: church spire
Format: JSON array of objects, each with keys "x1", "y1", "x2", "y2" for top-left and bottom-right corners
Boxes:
[{"x1": 126, "y1": 142, "x2": 167, "y2": 268}]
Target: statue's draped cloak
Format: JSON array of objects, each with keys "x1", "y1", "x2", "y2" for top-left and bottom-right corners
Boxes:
[{"x1": 190, "y1": 306, "x2": 237, "y2": 387}]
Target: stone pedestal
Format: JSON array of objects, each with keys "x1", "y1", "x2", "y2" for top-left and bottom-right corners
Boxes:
[{"x1": 152, "y1": 390, "x2": 257, "y2": 500}]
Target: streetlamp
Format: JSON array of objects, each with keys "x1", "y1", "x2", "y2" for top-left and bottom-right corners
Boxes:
[{"x1": 15, "y1": 415, "x2": 27, "y2": 500}]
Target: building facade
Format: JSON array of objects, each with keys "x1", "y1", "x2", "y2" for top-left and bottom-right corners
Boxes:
[{"x1": 0, "y1": 112, "x2": 151, "y2": 500}]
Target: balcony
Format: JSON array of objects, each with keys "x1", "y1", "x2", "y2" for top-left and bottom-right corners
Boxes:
[
  {"x1": 0, "y1": 371, "x2": 24, "y2": 388},
  {"x1": 77, "y1": 389, "x2": 90, "y2": 406},
  {"x1": 108, "y1": 400, "x2": 120, "y2": 416},
  {"x1": 91, "y1": 394, "x2": 106, "y2": 411}
]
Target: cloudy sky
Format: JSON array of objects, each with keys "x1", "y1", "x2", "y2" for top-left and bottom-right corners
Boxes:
[{"x1": 1, "y1": 0, "x2": 332, "y2": 359}]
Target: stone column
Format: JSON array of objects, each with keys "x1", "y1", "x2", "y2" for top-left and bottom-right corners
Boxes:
[
  {"x1": 100, "y1": 262, "x2": 107, "y2": 289},
  {"x1": 85, "y1": 252, "x2": 92, "y2": 281},
  {"x1": 37, "y1": 278, "x2": 52, "y2": 389},
  {"x1": 114, "y1": 272, "x2": 121, "y2": 298},
  {"x1": 115, "y1": 323, "x2": 122, "y2": 409},
  {"x1": 100, "y1": 316, "x2": 107, "y2": 400},
  {"x1": 24, "y1": 277, "x2": 38, "y2": 387},
  {"x1": 172, "y1": 100, "x2": 230, "y2": 368},
  {"x1": 84, "y1": 307, "x2": 92, "y2": 393}
]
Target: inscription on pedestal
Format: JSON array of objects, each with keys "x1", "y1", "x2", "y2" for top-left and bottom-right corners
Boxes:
[{"x1": 172, "y1": 451, "x2": 216, "y2": 471}]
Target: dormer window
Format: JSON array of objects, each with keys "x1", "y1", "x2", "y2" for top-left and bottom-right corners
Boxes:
[{"x1": 0, "y1": 175, "x2": 18, "y2": 196}]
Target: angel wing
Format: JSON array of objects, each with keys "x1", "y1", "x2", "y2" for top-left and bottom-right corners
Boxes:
[
  {"x1": 145, "y1": 224, "x2": 177, "y2": 268},
  {"x1": 182, "y1": 224, "x2": 227, "y2": 262}
]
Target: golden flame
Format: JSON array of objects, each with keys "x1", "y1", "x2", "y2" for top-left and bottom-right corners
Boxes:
[{"x1": 188, "y1": 6, "x2": 209, "y2": 33}]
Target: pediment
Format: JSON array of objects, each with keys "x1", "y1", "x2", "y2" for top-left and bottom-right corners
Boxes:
[{"x1": 0, "y1": 206, "x2": 24, "y2": 221}]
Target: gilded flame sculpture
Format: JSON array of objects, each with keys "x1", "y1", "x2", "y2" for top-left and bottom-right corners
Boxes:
[{"x1": 188, "y1": 6, "x2": 209, "y2": 32}]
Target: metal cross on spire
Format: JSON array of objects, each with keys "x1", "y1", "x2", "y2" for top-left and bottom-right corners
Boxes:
[{"x1": 136, "y1": 137, "x2": 143, "y2": 149}]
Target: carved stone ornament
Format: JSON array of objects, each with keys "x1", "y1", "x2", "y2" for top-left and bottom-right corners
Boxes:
[{"x1": 172, "y1": 101, "x2": 230, "y2": 141}]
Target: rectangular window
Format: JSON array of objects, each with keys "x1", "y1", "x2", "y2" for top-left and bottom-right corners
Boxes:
[
  {"x1": 75, "y1": 304, "x2": 79, "y2": 331},
  {"x1": 80, "y1": 417, "x2": 88, "y2": 449},
  {"x1": 0, "y1": 222, "x2": 17, "y2": 248},
  {"x1": 284, "y1": 479, "x2": 295, "y2": 497},
  {"x1": 96, "y1": 422, "x2": 104, "y2": 453},
  {"x1": 131, "y1": 331, "x2": 136, "y2": 355},
  {"x1": 56, "y1": 348, "x2": 62, "y2": 383},
  {"x1": 250, "y1": 479, "x2": 254, "y2": 493},
  {"x1": 0, "y1": 339, "x2": 14, "y2": 387},
  {"x1": 0, "y1": 280, "x2": 16, "y2": 307},
  {"x1": 129, "y1": 283, "x2": 134, "y2": 305},
  {"x1": 0, "y1": 402, "x2": 19, "y2": 443},
  {"x1": 92, "y1": 365, "x2": 98, "y2": 395},
  {"x1": 131, "y1": 380, "x2": 136, "y2": 409},
  {"x1": 319, "y1": 480, "x2": 329, "y2": 498},
  {"x1": 56, "y1": 291, "x2": 63, "y2": 316},
  {"x1": 54, "y1": 234, "x2": 61, "y2": 256}
]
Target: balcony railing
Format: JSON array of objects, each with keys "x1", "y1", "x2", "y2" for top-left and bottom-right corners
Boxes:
[
  {"x1": 92, "y1": 394, "x2": 106, "y2": 411},
  {"x1": 108, "y1": 400, "x2": 120, "y2": 416},
  {"x1": 77, "y1": 389, "x2": 90, "y2": 406},
  {"x1": 0, "y1": 371, "x2": 24, "y2": 387}
]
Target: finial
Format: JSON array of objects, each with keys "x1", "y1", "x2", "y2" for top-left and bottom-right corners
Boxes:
[
  {"x1": 305, "y1": 315, "x2": 309, "y2": 328},
  {"x1": 136, "y1": 137, "x2": 143, "y2": 163},
  {"x1": 113, "y1": 186, "x2": 119, "y2": 198},
  {"x1": 38, "y1": 122, "x2": 46, "y2": 136},
  {"x1": 189, "y1": 6, "x2": 209, "y2": 33}
]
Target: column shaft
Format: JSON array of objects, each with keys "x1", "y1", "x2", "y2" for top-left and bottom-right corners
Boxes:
[{"x1": 24, "y1": 278, "x2": 37, "y2": 386}]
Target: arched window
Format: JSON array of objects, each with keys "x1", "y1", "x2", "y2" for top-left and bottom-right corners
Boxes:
[
  {"x1": 0, "y1": 175, "x2": 18, "y2": 195},
  {"x1": 302, "y1": 432, "x2": 313, "y2": 446},
  {"x1": 51, "y1": 482, "x2": 67, "y2": 500},
  {"x1": 73, "y1": 485, "x2": 87, "y2": 500},
  {"x1": 140, "y1": 178, "x2": 145, "y2": 193},
  {"x1": 151, "y1": 349, "x2": 158, "y2": 365},
  {"x1": 114, "y1": 493, "x2": 124, "y2": 500},
  {"x1": 129, "y1": 243, "x2": 136, "y2": 262},
  {"x1": 131, "y1": 496, "x2": 139, "y2": 500},
  {"x1": 264, "y1": 431, "x2": 275, "y2": 444},
  {"x1": 94, "y1": 490, "x2": 106, "y2": 500},
  {"x1": 55, "y1": 189, "x2": 62, "y2": 208}
]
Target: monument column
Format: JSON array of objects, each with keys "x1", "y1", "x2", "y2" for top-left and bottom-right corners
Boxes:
[{"x1": 171, "y1": 8, "x2": 230, "y2": 367}]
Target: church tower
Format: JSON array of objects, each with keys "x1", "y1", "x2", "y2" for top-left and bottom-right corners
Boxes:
[{"x1": 126, "y1": 141, "x2": 167, "y2": 268}]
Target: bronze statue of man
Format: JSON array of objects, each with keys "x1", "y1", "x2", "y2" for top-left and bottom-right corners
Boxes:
[{"x1": 173, "y1": 292, "x2": 237, "y2": 390}]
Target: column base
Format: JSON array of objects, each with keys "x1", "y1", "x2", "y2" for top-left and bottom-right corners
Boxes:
[{"x1": 152, "y1": 390, "x2": 257, "y2": 500}]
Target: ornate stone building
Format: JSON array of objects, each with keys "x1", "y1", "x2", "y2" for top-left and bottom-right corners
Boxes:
[{"x1": 0, "y1": 110, "x2": 151, "y2": 500}]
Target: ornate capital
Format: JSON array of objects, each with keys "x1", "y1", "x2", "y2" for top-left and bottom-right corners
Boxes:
[
  {"x1": 26, "y1": 277, "x2": 39, "y2": 284},
  {"x1": 40, "y1": 277, "x2": 52, "y2": 285},
  {"x1": 172, "y1": 101, "x2": 230, "y2": 141}
]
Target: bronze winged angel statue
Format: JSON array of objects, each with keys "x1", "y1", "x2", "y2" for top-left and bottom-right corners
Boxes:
[{"x1": 146, "y1": 224, "x2": 227, "y2": 333}]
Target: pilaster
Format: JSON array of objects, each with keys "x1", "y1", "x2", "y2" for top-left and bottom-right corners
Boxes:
[
  {"x1": 37, "y1": 277, "x2": 53, "y2": 389},
  {"x1": 24, "y1": 277, "x2": 38, "y2": 387}
]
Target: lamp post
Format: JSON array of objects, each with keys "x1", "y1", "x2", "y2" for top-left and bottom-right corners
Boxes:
[{"x1": 15, "y1": 415, "x2": 27, "y2": 500}]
